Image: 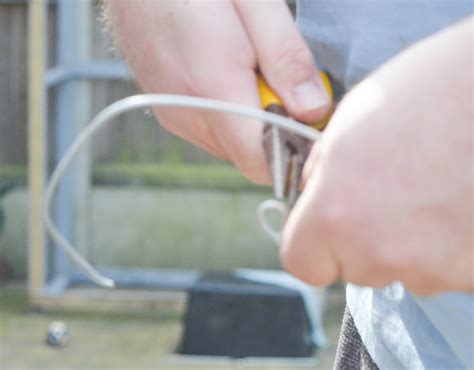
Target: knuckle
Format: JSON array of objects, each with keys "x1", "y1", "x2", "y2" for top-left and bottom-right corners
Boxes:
[
  {"x1": 232, "y1": 42, "x2": 257, "y2": 70},
  {"x1": 364, "y1": 244, "x2": 403, "y2": 278},
  {"x1": 279, "y1": 247, "x2": 300, "y2": 280},
  {"x1": 366, "y1": 244, "x2": 402, "y2": 274},
  {"x1": 231, "y1": 149, "x2": 269, "y2": 185},
  {"x1": 312, "y1": 194, "x2": 356, "y2": 242},
  {"x1": 405, "y1": 279, "x2": 439, "y2": 296},
  {"x1": 280, "y1": 217, "x2": 337, "y2": 286},
  {"x1": 185, "y1": 70, "x2": 234, "y2": 98},
  {"x1": 360, "y1": 238, "x2": 413, "y2": 285},
  {"x1": 270, "y1": 45, "x2": 316, "y2": 83},
  {"x1": 185, "y1": 73, "x2": 216, "y2": 97},
  {"x1": 279, "y1": 227, "x2": 309, "y2": 282},
  {"x1": 184, "y1": 51, "x2": 255, "y2": 99},
  {"x1": 313, "y1": 193, "x2": 405, "y2": 282},
  {"x1": 403, "y1": 264, "x2": 455, "y2": 295},
  {"x1": 279, "y1": 246, "x2": 331, "y2": 286},
  {"x1": 280, "y1": 227, "x2": 305, "y2": 278},
  {"x1": 239, "y1": 160, "x2": 268, "y2": 185}
]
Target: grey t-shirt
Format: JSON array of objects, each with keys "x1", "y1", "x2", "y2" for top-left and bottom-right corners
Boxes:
[
  {"x1": 298, "y1": 0, "x2": 473, "y2": 96},
  {"x1": 297, "y1": 1, "x2": 474, "y2": 368}
]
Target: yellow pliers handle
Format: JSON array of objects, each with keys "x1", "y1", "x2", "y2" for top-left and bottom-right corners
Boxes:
[
  {"x1": 257, "y1": 72, "x2": 334, "y2": 130},
  {"x1": 258, "y1": 72, "x2": 333, "y2": 206}
]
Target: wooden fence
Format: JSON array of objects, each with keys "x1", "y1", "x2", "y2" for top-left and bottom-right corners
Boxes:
[
  {"x1": 0, "y1": 1, "x2": 28, "y2": 165},
  {"x1": 0, "y1": 0, "x2": 217, "y2": 168},
  {"x1": 0, "y1": 0, "x2": 296, "y2": 169}
]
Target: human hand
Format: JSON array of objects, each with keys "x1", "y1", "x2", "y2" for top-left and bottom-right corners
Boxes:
[
  {"x1": 281, "y1": 16, "x2": 474, "y2": 294},
  {"x1": 104, "y1": 0, "x2": 330, "y2": 183}
]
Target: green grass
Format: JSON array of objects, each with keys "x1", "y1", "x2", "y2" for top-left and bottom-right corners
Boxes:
[
  {"x1": 0, "y1": 166, "x2": 26, "y2": 185},
  {"x1": 0, "y1": 163, "x2": 265, "y2": 192},
  {"x1": 0, "y1": 283, "x2": 345, "y2": 370},
  {"x1": 93, "y1": 163, "x2": 264, "y2": 192},
  {"x1": 0, "y1": 285, "x2": 183, "y2": 370}
]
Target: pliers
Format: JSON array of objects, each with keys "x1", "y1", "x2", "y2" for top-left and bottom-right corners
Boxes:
[{"x1": 258, "y1": 75, "x2": 333, "y2": 209}]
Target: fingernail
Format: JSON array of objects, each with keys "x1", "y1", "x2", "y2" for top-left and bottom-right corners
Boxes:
[{"x1": 291, "y1": 79, "x2": 329, "y2": 113}]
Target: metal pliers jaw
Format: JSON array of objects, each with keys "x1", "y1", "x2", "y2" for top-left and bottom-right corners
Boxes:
[
  {"x1": 258, "y1": 73, "x2": 332, "y2": 210},
  {"x1": 259, "y1": 118, "x2": 312, "y2": 245},
  {"x1": 257, "y1": 76, "x2": 313, "y2": 211},
  {"x1": 257, "y1": 74, "x2": 333, "y2": 244},
  {"x1": 263, "y1": 120, "x2": 311, "y2": 209}
]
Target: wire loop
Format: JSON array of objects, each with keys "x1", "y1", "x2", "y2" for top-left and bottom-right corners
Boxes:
[{"x1": 43, "y1": 94, "x2": 321, "y2": 288}]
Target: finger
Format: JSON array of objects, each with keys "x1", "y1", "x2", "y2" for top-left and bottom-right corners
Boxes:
[
  {"x1": 154, "y1": 70, "x2": 269, "y2": 184},
  {"x1": 195, "y1": 68, "x2": 270, "y2": 185},
  {"x1": 280, "y1": 173, "x2": 339, "y2": 285},
  {"x1": 234, "y1": 0, "x2": 330, "y2": 123},
  {"x1": 153, "y1": 107, "x2": 231, "y2": 161},
  {"x1": 154, "y1": 0, "x2": 269, "y2": 184},
  {"x1": 108, "y1": 0, "x2": 232, "y2": 162},
  {"x1": 301, "y1": 142, "x2": 321, "y2": 189}
]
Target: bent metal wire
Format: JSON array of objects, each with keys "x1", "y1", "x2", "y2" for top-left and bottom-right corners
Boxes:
[{"x1": 43, "y1": 94, "x2": 322, "y2": 288}]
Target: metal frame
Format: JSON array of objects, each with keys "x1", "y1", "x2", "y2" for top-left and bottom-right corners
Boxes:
[{"x1": 28, "y1": 0, "x2": 193, "y2": 309}]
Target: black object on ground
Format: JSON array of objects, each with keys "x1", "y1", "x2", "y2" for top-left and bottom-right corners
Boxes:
[
  {"x1": 0, "y1": 182, "x2": 14, "y2": 238},
  {"x1": 178, "y1": 272, "x2": 315, "y2": 358},
  {"x1": 0, "y1": 257, "x2": 13, "y2": 281},
  {"x1": 0, "y1": 182, "x2": 14, "y2": 281}
]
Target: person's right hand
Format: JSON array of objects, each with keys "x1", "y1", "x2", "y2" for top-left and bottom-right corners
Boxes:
[
  {"x1": 105, "y1": 0, "x2": 330, "y2": 183},
  {"x1": 281, "y1": 16, "x2": 474, "y2": 294}
]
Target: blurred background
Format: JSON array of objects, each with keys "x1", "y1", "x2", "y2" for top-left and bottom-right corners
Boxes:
[{"x1": 0, "y1": 0, "x2": 345, "y2": 369}]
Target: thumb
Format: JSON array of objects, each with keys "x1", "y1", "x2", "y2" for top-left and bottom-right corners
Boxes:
[{"x1": 234, "y1": 0, "x2": 330, "y2": 123}]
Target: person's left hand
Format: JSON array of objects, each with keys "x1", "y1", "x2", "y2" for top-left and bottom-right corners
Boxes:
[
  {"x1": 104, "y1": 0, "x2": 329, "y2": 184},
  {"x1": 281, "y1": 16, "x2": 474, "y2": 294}
]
